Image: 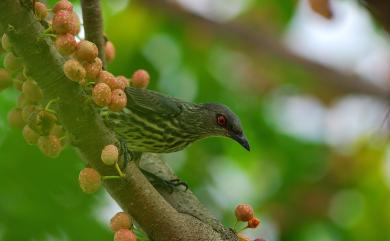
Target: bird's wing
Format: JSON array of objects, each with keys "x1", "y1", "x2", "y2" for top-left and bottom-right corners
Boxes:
[{"x1": 125, "y1": 87, "x2": 182, "y2": 117}]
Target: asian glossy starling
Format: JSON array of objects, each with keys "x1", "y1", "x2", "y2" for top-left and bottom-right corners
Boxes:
[{"x1": 102, "y1": 87, "x2": 250, "y2": 158}]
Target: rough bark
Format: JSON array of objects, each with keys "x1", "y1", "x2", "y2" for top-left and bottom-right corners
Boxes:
[
  {"x1": 80, "y1": 0, "x2": 106, "y2": 68},
  {"x1": 0, "y1": 1, "x2": 237, "y2": 240}
]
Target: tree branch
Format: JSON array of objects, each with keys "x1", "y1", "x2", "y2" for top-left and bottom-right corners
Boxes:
[
  {"x1": 141, "y1": 0, "x2": 390, "y2": 100},
  {"x1": 0, "y1": 1, "x2": 236, "y2": 240},
  {"x1": 80, "y1": 0, "x2": 106, "y2": 68}
]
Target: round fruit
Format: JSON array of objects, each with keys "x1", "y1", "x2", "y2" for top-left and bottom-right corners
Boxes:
[
  {"x1": 75, "y1": 40, "x2": 98, "y2": 63},
  {"x1": 52, "y1": 10, "x2": 80, "y2": 35},
  {"x1": 34, "y1": 2, "x2": 48, "y2": 20},
  {"x1": 109, "y1": 89, "x2": 127, "y2": 112},
  {"x1": 110, "y1": 212, "x2": 133, "y2": 232},
  {"x1": 55, "y1": 34, "x2": 77, "y2": 56},
  {"x1": 63, "y1": 59, "x2": 86, "y2": 82},
  {"x1": 116, "y1": 76, "x2": 129, "y2": 90},
  {"x1": 7, "y1": 108, "x2": 25, "y2": 129},
  {"x1": 114, "y1": 229, "x2": 136, "y2": 241},
  {"x1": 92, "y1": 83, "x2": 111, "y2": 107},
  {"x1": 22, "y1": 80, "x2": 43, "y2": 102},
  {"x1": 22, "y1": 125, "x2": 40, "y2": 145},
  {"x1": 98, "y1": 71, "x2": 119, "y2": 90},
  {"x1": 37, "y1": 135, "x2": 62, "y2": 158},
  {"x1": 101, "y1": 144, "x2": 119, "y2": 166},
  {"x1": 131, "y1": 69, "x2": 149, "y2": 89},
  {"x1": 4, "y1": 52, "x2": 23, "y2": 72},
  {"x1": 247, "y1": 217, "x2": 260, "y2": 228},
  {"x1": 53, "y1": 0, "x2": 73, "y2": 13},
  {"x1": 105, "y1": 41, "x2": 116, "y2": 63},
  {"x1": 79, "y1": 168, "x2": 102, "y2": 194},
  {"x1": 84, "y1": 57, "x2": 102, "y2": 80},
  {"x1": 21, "y1": 104, "x2": 39, "y2": 123},
  {"x1": 235, "y1": 204, "x2": 254, "y2": 222}
]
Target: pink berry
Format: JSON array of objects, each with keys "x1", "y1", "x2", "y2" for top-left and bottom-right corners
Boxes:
[
  {"x1": 235, "y1": 204, "x2": 254, "y2": 222},
  {"x1": 23, "y1": 125, "x2": 40, "y2": 145},
  {"x1": 27, "y1": 109, "x2": 58, "y2": 136},
  {"x1": 4, "y1": 52, "x2": 23, "y2": 72},
  {"x1": 114, "y1": 229, "x2": 136, "y2": 241},
  {"x1": 101, "y1": 144, "x2": 119, "y2": 166},
  {"x1": 247, "y1": 217, "x2": 260, "y2": 228},
  {"x1": 63, "y1": 59, "x2": 86, "y2": 82},
  {"x1": 13, "y1": 73, "x2": 26, "y2": 91},
  {"x1": 109, "y1": 89, "x2": 127, "y2": 112},
  {"x1": 75, "y1": 40, "x2": 98, "y2": 63},
  {"x1": 69, "y1": 12, "x2": 81, "y2": 35},
  {"x1": 53, "y1": 0, "x2": 73, "y2": 13},
  {"x1": 110, "y1": 212, "x2": 133, "y2": 232},
  {"x1": 116, "y1": 76, "x2": 129, "y2": 90},
  {"x1": 37, "y1": 135, "x2": 62, "y2": 158},
  {"x1": 131, "y1": 69, "x2": 149, "y2": 89},
  {"x1": 21, "y1": 104, "x2": 39, "y2": 122},
  {"x1": 55, "y1": 34, "x2": 77, "y2": 56},
  {"x1": 98, "y1": 71, "x2": 119, "y2": 90},
  {"x1": 92, "y1": 83, "x2": 111, "y2": 107},
  {"x1": 34, "y1": 2, "x2": 48, "y2": 20},
  {"x1": 84, "y1": 57, "x2": 102, "y2": 80},
  {"x1": 52, "y1": 10, "x2": 80, "y2": 35},
  {"x1": 105, "y1": 41, "x2": 116, "y2": 63},
  {"x1": 22, "y1": 80, "x2": 43, "y2": 102},
  {"x1": 79, "y1": 168, "x2": 101, "y2": 194}
]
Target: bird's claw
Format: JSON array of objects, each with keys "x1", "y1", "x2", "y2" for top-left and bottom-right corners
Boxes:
[
  {"x1": 118, "y1": 139, "x2": 142, "y2": 169},
  {"x1": 140, "y1": 168, "x2": 188, "y2": 193},
  {"x1": 164, "y1": 179, "x2": 188, "y2": 192},
  {"x1": 119, "y1": 139, "x2": 130, "y2": 169}
]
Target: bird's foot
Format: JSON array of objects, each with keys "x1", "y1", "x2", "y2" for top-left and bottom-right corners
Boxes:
[
  {"x1": 117, "y1": 139, "x2": 142, "y2": 177},
  {"x1": 140, "y1": 168, "x2": 188, "y2": 193}
]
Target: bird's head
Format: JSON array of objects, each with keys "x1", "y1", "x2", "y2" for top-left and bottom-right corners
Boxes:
[{"x1": 196, "y1": 103, "x2": 250, "y2": 151}]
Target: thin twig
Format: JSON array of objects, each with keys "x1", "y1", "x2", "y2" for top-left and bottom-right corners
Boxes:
[{"x1": 80, "y1": 0, "x2": 106, "y2": 68}]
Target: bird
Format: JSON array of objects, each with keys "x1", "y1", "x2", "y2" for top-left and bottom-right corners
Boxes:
[{"x1": 102, "y1": 86, "x2": 250, "y2": 189}]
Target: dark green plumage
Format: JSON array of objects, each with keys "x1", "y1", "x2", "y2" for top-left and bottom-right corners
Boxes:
[{"x1": 102, "y1": 86, "x2": 249, "y2": 154}]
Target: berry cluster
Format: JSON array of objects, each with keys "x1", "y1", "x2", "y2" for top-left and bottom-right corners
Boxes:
[
  {"x1": 91, "y1": 69, "x2": 150, "y2": 112},
  {"x1": 78, "y1": 144, "x2": 139, "y2": 239},
  {"x1": 1, "y1": 1, "x2": 150, "y2": 240},
  {"x1": 78, "y1": 144, "x2": 120, "y2": 194},
  {"x1": 47, "y1": 0, "x2": 149, "y2": 113},
  {"x1": 1, "y1": 0, "x2": 152, "y2": 156},
  {"x1": 79, "y1": 167, "x2": 101, "y2": 194},
  {"x1": 234, "y1": 204, "x2": 267, "y2": 241},
  {"x1": 111, "y1": 212, "x2": 136, "y2": 241},
  {"x1": 1, "y1": 20, "x2": 66, "y2": 158},
  {"x1": 48, "y1": 0, "x2": 150, "y2": 112}
]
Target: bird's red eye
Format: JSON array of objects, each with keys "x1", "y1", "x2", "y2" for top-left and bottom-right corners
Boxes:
[{"x1": 216, "y1": 114, "x2": 227, "y2": 127}]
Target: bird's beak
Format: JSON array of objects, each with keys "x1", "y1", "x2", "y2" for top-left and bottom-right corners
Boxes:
[{"x1": 229, "y1": 132, "x2": 250, "y2": 151}]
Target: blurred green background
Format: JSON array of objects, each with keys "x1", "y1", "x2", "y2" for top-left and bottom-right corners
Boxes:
[{"x1": 1, "y1": 0, "x2": 390, "y2": 240}]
